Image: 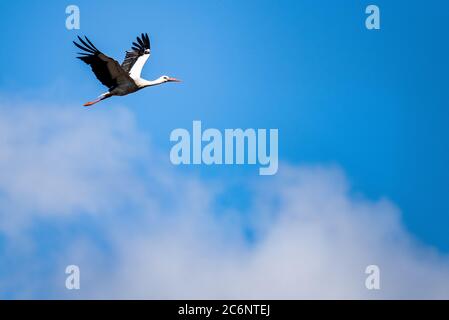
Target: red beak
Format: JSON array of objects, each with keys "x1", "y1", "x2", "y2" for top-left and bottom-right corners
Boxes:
[{"x1": 168, "y1": 77, "x2": 181, "y2": 82}]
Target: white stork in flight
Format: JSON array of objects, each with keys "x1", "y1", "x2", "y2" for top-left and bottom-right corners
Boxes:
[{"x1": 74, "y1": 33, "x2": 180, "y2": 106}]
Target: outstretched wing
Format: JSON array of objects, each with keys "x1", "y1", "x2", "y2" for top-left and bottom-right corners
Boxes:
[
  {"x1": 74, "y1": 36, "x2": 132, "y2": 90},
  {"x1": 121, "y1": 33, "x2": 151, "y2": 79}
]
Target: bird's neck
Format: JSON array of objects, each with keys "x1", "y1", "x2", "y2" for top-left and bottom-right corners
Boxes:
[{"x1": 138, "y1": 78, "x2": 164, "y2": 88}]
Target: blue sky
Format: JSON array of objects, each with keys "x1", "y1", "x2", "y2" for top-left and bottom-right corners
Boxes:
[{"x1": 0, "y1": 0, "x2": 448, "y2": 298}]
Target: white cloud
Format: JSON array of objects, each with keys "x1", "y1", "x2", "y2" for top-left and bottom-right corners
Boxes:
[
  {"x1": 0, "y1": 100, "x2": 150, "y2": 231},
  {"x1": 0, "y1": 98, "x2": 449, "y2": 299}
]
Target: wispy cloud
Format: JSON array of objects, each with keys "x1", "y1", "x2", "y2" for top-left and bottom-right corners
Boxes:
[{"x1": 1, "y1": 97, "x2": 448, "y2": 299}]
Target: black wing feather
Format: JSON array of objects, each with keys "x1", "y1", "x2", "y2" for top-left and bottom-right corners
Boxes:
[
  {"x1": 84, "y1": 36, "x2": 100, "y2": 51},
  {"x1": 74, "y1": 36, "x2": 130, "y2": 90},
  {"x1": 144, "y1": 33, "x2": 150, "y2": 47},
  {"x1": 73, "y1": 40, "x2": 95, "y2": 53},
  {"x1": 137, "y1": 36, "x2": 144, "y2": 47}
]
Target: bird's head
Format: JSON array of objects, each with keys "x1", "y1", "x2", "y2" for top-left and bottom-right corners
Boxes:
[{"x1": 160, "y1": 75, "x2": 181, "y2": 83}]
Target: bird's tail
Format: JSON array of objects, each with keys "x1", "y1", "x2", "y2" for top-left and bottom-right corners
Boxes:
[{"x1": 83, "y1": 92, "x2": 111, "y2": 107}]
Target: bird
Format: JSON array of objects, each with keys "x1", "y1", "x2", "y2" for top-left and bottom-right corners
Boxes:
[{"x1": 73, "y1": 33, "x2": 180, "y2": 107}]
